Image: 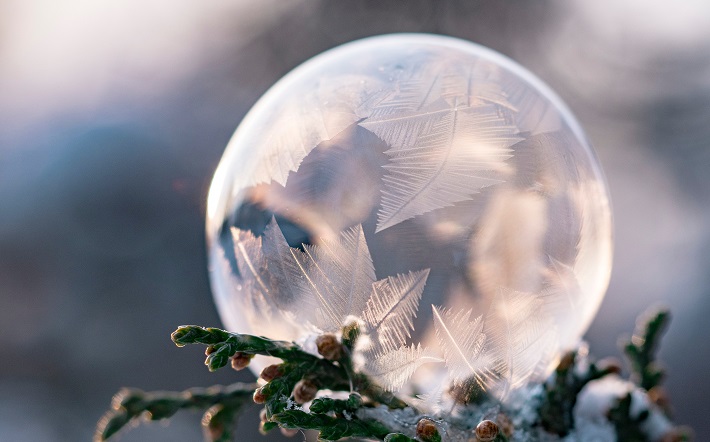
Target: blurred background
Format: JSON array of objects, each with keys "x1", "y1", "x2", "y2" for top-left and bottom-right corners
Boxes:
[{"x1": 1, "y1": 1, "x2": 709, "y2": 440}]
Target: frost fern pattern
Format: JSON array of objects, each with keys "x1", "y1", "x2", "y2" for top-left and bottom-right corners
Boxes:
[
  {"x1": 240, "y1": 57, "x2": 523, "y2": 232},
  {"x1": 360, "y1": 63, "x2": 522, "y2": 232},
  {"x1": 229, "y1": 219, "x2": 570, "y2": 403}
]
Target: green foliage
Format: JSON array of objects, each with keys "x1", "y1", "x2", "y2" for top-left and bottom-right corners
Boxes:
[
  {"x1": 538, "y1": 351, "x2": 620, "y2": 436},
  {"x1": 310, "y1": 394, "x2": 363, "y2": 414},
  {"x1": 95, "y1": 383, "x2": 256, "y2": 442},
  {"x1": 383, "y1": 434, "x2": 417, "y2": 442},
  {"x1": 98, "y1": 308, "x2": 692, "y2": 442},
  {"x1": 607, "y1": 393, "x2": 649, "y2": 442},
  {"x1": 621, "y1": 308, "x2": 670, "y2": 391},
  {"x1": 608, "y1": 308, "x2": 693, "y2": 441},
  {"x1": 273, "y1": 409, "x2": 391, "y2": 440},
  {"x1": 171, "y1": 326, "x2": 315, "y2": 370},
  {"x1": 172, "y1": 325, "x2": 403, "y2": 440}
]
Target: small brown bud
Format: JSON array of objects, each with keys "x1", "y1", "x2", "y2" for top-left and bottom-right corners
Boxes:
[
  {"x1": 260, "y1": 364, "x2": 284, "y2": 382},
  {"x1": 496, "y1": 412, "x2": 514, "y2": 437},
  {"x1": 596, "y1": 357, "x2": 623, "y2": 375},
  {"x1": 280, "y1": 428, "x2": 299, "y2": 437},
  {"x1": 293, "y1": 379, "x2": 318, "y2": 404},
  {"x1": 205, "y1": 345, "x2": 216, "y2": 356},
  {"x1": 316, "y1": 334, "x2": 343, "y2": 360},
  {"x1": 416, "y1": 418, "x2": 440, "y2": 442},
  {"x1": 475, "y1": 419, "x2": 499, "y2": 442},
  {"x1": 231, "y1": 352, "x2": 254, "y2": 371},
  {"x1": 253, "y1": 387, "x2": 267, "y2": 404}
]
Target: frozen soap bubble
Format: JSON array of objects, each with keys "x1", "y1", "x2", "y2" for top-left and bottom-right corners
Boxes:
[{"x1": 206, "y1": 34, "x2": 612, "y2": 403}]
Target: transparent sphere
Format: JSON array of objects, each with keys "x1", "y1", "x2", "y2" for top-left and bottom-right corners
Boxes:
[{"x1": 206, "y1": 34, "x2": 612, "y2": 401}]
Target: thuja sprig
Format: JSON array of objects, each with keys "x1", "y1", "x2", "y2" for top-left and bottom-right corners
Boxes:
[
  {"x1": 273, "y1": 394, "x2": 397, "y2": 440},
  {"x1": 98, "y1": 324, "x2": 415, "y2": 441},
  {"x1": 95, "y1": 383, "x2": 256, "y2": 442},
  {"x1": 98, "y1": 309, "x2": 692, "y2": 442},
  {"x1": 384, "y1": 434, "x2": 418, "y2": 442},
  {"x1": 539, "y1": 350, "x2": 621, "y2": 436},
  {"x1": 606, "y1": 393, "x2": 649, "y2": 442},
  {"x1": 607, "y1": 391, "x2": 692, "y2": 442},
  {"x1": 621, "y1": 308, "x2": 670, "y2": 391},
  {"x1": 539, "y1": 307, "x2": 692, "y2": 442},
  {"x1": 608, "y1": 308, "x2": 693, "y2": 441},
  {"x1": 273, "y1": 409, "x2": 391, "y2": 440},
  {"x1": 309, "y1": 393, "x2": 363, "y2": 414},
  {"x1": 174, "y1": 325, "x2": 406, "y2": 410},
  {"x1": 173, "y1": 325, "x2": 414, "y2": 441},
  {"x1": 171, "y1": 326, "x2": 318, "y2": 369}
]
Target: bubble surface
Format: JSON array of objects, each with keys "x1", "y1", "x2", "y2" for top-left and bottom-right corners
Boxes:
[{"x1": 206, "y1": 34, "x2": 612, "y2": 401}]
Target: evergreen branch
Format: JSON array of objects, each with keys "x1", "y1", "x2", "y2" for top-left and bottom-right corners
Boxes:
[
  {"x1": 99, "y1": 309, "x2": 692, "y2": 442},
  {"x1": 261, "y1": 363, "x2": 318, "y2": 416},
  {"x1": 172, "y1": 326, "x2": 315, "y2": 370},
  {"x1": 358, "y1": 382, "x2": 409, "y2": 409},
  {"x1": 607, "y1": 393, "x2": 649, "y2": 442},
  {"x1": 95, "y1": 383, "x2": 256, "y2": 442},
  {"x1": 539, "y1": 351, "x2": 621, "y2": 436},
  {"x1": 384, "y1": 434, "x2": 418, "y2": 442},
  {"x1": 203, "y1": 403, "x2": 240, "y2": 442},
  {"x1": 259, "y1": 369, "x2": 401, "y2": 441},
  {"x1": 173, "y1": 325, "x2": 405, "y2": 413},
  {"x1": 621, "y1": 308, "x2": 670, "y2": 390},
  {"x1": 272, "y1": 409, "x2": 391, "y2": 440},
  {"x1": 310, "y1": 393, "x2": 363, "y2": 414}
]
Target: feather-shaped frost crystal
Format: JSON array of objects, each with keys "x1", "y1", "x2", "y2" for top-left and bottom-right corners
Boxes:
[
  {"x1": 206, "y1": 34, "x2": 613, "y2": 403},
  {"x1": 432, "y1": 306, "x2": 491, "y2": 388},
  {"x1": 364, "y1": 344, "x2": 443, "y2": 392}
]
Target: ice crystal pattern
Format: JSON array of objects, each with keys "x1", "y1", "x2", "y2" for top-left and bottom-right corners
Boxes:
[
  {"x1": 364, "y1": 344, "x2": 442, "y2": 392},
  {"x1": 234, "y1": 221, "x2": 435, "y2": 392},
  {"x1": 432, "y1": 306, "x2": 490, "y2": 389},
  {"x1": 230, "y1": 220, "x2": 561, "y2": 398},
  {"x1": 207, "y1": 34, "x2": 613, "y2": 403},
  {"x1": 232, "y1": 220, "x2": 427, "y2": 338},
  {"x1": 359, "y1": 65, "x2": 522, "y2": 232},
  {"x1": 362, "y1": 269, "x2": 430, "y2": 354},
  {"x1": 230, "y1": 220, "x2": 444, "y2": 390},
  {"x1": 237, "y1": 75, "x2": 380, "y2": 190},
  {"x1": 485, "y1": 289, "x2": 558, "y2": 393}
]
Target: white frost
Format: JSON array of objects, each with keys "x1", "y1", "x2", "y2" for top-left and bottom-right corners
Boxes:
[
  {"x1": 365, "y1": 344, "x2": 442, "y2": 392},
  {"x1": 376, "y1": 103, "x2": 519, "y2": 232},
  {"x1": 432, "y1": 305, "x2": 492, "y2": 389},
  {"x1": 362, "y1": 269, "x2": 430, "y2": 354},
  {"x1": 486, "y1": 288, "x2": 559, "y2": 395}
]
